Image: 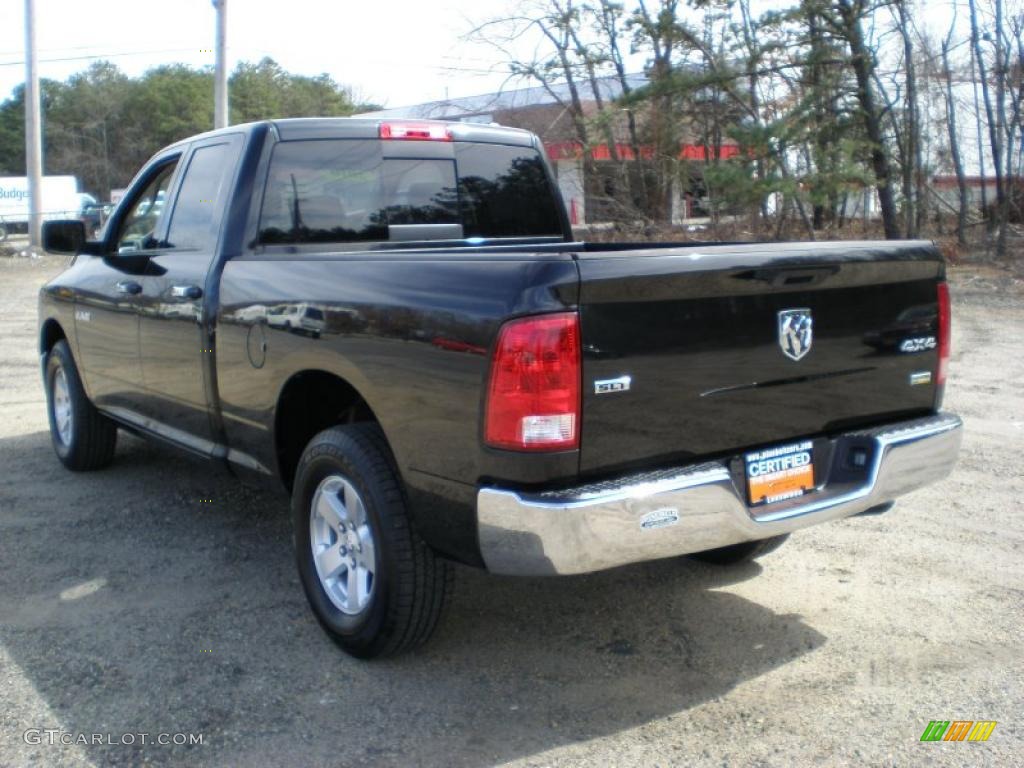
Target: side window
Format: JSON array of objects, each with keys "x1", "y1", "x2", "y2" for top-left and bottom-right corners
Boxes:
[
  {"x1": 116, "y1": 162, "x2": 177, "y2": 253},
  {"x1": 165, "y1": 141, "x2": 239, "y2": 251}
]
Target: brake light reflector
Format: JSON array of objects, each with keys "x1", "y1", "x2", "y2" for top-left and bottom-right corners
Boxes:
[
  {"x1": 485, "y1": 312, "x2": 581, "y2": 451},
  {"x1": 936, "y1": 281, "x2": 951, "y2": 386},
  {"x1": 379, "y1": 121, "x2": 452, "y2": 141}
]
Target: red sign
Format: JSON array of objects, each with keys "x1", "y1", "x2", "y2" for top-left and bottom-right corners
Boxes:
[{"x1": 544, "y1": 141, "x2": 740, "y2": 162}]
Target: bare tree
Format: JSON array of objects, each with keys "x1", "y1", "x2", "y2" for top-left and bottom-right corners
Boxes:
[
  {"x1": 969, "y1": 0, "x2": 1005, "y2": 250},
  {"x1": 892, "y1": 0, "x2": 924, "y2": 236},
  {"x1": 467, "y1": 0, "x2": 593, "y2": 154},
  {"x1": 941, "y1": 13, "x2": 970, "y2": 245},
  {"x1": 632, "y1": 0, "x2": 685, "y2": 220},
  {"x1": 464, "y1": 0, "x2": 1009, "y2": 248},
  {"x1": 821, "y1": 0, "x2": 901, "y2": 238}
]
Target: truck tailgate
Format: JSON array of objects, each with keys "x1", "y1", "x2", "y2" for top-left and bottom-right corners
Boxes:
[{"x1": 576, "y1": 241, "x2": 944, "y2": 475}]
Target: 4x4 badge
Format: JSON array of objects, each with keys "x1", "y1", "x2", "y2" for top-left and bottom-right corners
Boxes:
[{"x1": 778, "y1": 309, "x2": 813, "y2": 361}]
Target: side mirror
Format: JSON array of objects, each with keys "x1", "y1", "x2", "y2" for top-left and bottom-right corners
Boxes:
[{"x1": 42, "y1": 219, "x2": 86, "y2": 254}]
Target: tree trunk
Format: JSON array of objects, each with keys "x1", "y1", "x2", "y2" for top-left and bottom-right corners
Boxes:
[
  {"x1": 895, "y1": 0, "x2": 922, "y2": 237},
  {"x1": 992, "y1": 0, "x2": 1011, "y2": 257},
  {"x1": 942, "y1": 26, "x2": 969, "y2": 246},
  {"x1": 597, "y1": 0, "x2": 648, "y2": 210},
  {"x1": 969, "y1": 40, "x2": 989, "y2": 212},
  {"x1": 835, "y1": 0, "x2": 901, "y2": 239},
  {"x1": 969, "y1": 0, "x2": 1005, "y2": 247}
]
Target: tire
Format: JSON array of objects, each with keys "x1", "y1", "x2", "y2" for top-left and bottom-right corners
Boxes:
[
  {"x1": 292, "y1": 424, "x2": 452, "y2": 659},
  {"x1": 45, "y1": 340, "x2": 118, "y2": 470},
  {"x1": 690, "y1": 534, "x2": 790, "y2": 566}
]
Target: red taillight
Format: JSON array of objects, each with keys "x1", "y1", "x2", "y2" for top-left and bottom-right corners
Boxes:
[
  {"x1": 485, "y1": 312, "x2": 581, "y2": 452},
  {"x1": 936, "y1": 281, "x2": 951, "y2": 386},
  {"x1": 379, "y1": 121, "x2": 452, "y2": 141}
]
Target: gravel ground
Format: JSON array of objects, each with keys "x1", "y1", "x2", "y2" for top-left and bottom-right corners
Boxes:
[{"x1": 0, "y1": 253, "x2": 1021, "y2": 767}]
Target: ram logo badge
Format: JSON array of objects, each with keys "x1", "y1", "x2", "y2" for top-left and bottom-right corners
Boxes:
[
  {"x1": 778, "y1": 308, "x2": 813, "y2": 361},
  {"x1": 594, "y1": 375, "x2": 631, "y2": 394}
]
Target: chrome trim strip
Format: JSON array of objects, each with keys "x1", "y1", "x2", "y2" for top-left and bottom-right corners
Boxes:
[
  {"x1": 477, "y1": 412, "x2": 963, "y2": 575},
  {"x1": 104, "y1": 405, "x2": 218, "y2": 457},
  {"x1": 226, "y1": 447, "x2": 273, "y2": 476},
  {"x1": 104, "y1": 405, "x2": 272, "y2": 475}
]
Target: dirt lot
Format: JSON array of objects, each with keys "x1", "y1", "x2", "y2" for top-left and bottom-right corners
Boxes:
[{"x1": 0, "y1": 253, "x2": 1021, "y2": 767}]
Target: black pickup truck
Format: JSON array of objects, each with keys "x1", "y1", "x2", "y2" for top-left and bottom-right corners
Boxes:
[{"x1": 39, "y1": 118, "x2": 962, "y2": 658}]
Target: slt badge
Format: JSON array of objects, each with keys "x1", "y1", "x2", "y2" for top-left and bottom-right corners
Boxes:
[{"x1": 778, "y1": 308, "x2": 813, "y2": 361}]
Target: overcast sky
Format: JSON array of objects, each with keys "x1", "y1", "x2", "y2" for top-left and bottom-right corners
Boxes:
[
  {"x1": 0, "y1": 0, "x2": 526, "y2": 107},
  {"x1": 0, "y1": 0, "x2": 967, "y2": 109}
]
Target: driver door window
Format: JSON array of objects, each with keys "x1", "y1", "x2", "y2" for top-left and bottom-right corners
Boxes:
[{"x1": 116, "y1": 163, "x2": 177, "y2": 253}]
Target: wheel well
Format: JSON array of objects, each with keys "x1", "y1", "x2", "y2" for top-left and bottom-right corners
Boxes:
[
  {"x1": 40, "y1": 319, "x2": 66, "y2": 356},
  {"x1": 275, "y1": 371, "x2": 377, "y2": 492}
]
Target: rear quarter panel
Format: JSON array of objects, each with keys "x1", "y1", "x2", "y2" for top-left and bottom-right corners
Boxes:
[{"x1": 216, "y1": 253, "x2": 579, "y2": 562}]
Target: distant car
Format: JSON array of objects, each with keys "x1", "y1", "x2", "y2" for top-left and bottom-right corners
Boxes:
[
  {"x1": 862, "y1": 304, "x2": 937, "y2": 353},
  {"x1": 80, "y1": 202, "x2": 114, "y2": 238},
  {"x1": 268, "y1": 303, "x2": 326, "y2": 338}
]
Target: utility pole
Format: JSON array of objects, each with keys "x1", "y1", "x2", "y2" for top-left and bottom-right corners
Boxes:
[
  {"x1": 213, "y1": 0, "x2": 228, "y2": 129},
  {"x1": 24, "y1": 0, "x2": 43, "y2": 248}
]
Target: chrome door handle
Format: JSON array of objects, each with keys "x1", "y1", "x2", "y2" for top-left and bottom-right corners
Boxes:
[
  {"x1": 116, "y1": 280, "x2": 142, "y2": 295},
  {"x1": 171, "y1": 284, "x2": 202, "y2": 300}
]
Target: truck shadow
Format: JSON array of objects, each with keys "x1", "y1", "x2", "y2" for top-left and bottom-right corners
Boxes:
[{"x1": 0, "y1": 430, "x2": 825, "y2": 767}]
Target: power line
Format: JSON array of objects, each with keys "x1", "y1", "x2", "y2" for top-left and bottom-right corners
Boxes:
[
  {"x1": 0, "y1": 49, "x2": 506, "y2": 76},
  {"x1": 0, "y1": 43, "x2": 142, "y2": 56},
  {"x1": 0, "y1": 47, "x2": 213, "y2": 68}
]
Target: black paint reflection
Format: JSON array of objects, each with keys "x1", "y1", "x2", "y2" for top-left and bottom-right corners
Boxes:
[{"x1": 861, "y1": 303, "x2": 937, "y2": 354}]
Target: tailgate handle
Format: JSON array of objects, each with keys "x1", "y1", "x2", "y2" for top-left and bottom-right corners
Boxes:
[
  {"x1": 770, "y1": 267, "x2": 839, "y2": 288},
  {"x1": 780, "y1": 273, "x2": 816, "y2": 286},
  {"x1": 735, "y1": 266, "x2": 839, "y2": 288}
]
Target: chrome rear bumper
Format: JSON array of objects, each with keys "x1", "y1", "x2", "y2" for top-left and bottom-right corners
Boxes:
[{"x1": 477, "y1": 413, "x2": 963, "y2": 575}]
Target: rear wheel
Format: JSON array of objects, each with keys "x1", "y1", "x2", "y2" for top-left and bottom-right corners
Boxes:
[
  {"x1": 690, "y1": 534, "x2": 789, "y2": 566},
  {"x1": 45, "y1": 340, "x2": 117, "y2": 470},
  {"x1": 292, "y1": 424, "x2": 451, "y2": 658}
]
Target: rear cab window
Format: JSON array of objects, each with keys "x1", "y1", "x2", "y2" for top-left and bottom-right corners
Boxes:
[{"x1": 257, "y1": 139, "x2": 564, "y2": 248}]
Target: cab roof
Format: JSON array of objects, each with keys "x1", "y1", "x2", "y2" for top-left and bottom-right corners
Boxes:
[{"x1": 162, "y1": 117, "x2": 536, "y2": 152}]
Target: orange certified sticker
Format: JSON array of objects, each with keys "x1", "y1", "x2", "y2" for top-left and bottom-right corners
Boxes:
[{"x1": 746, "y1": 440, "x2": 815, "y2": 505}]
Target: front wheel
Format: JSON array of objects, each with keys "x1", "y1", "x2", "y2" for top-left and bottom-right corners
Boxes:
[
  {"x1": 45, "y1": 340, "x2": 117, "y2": 470},
  {"x1": 292, "y1": 424, "x2": 451, "y2": 658},
  {"x1": 690, "y1": 534, "x2": 790, "y2": 566}
]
